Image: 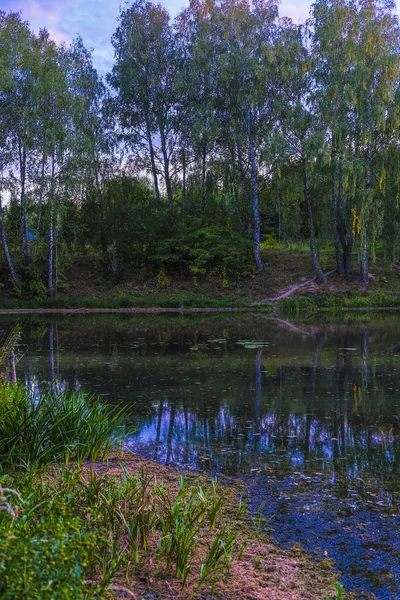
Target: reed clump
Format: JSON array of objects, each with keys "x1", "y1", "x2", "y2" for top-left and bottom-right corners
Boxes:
[{"x1": 0, "y1": 384, "x2": 127, "y2": 470}]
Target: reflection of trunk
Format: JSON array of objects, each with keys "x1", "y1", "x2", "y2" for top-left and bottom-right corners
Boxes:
[
  {"x1": 302, "y1": 144, "x2": 325, "y2": 283},
  {"x1": 253, "y1": 347, "x2": 263, "y2": 456},
  {"x1": 335, "y1": 337, "x2": 353, "y2": 456},
  {"x1": 0, "y1": 194, "x2": 21, "y2": 288},
  {"x1": 183, "y1": 396, "x2": 189, "y2": 464},
  {"x1": 361, "y1": 329, "x2": 369, "y2": 394},
  {"x1": 305, "y1": 333, "x2": 325, "y2": 457},
  {"x1": 8, "y1": 350, "x2": 17, "y2": 384},
  {"x1": 154, "y1": 399, "x2": 164, "y2": 460},
  {"x1": 166, "y1": 403, "x2": 176, "y2": 464},
  {"x1": 49, "y1": 324, "x2": 55, "y2": 395},
  {"x1": 255, "y1": 347, "x2": 262, "y2": 430}
]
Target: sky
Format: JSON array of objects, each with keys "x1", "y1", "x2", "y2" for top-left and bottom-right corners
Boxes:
[{"x1": 2, "y1": 0, "x2": 398, "y2": 75}]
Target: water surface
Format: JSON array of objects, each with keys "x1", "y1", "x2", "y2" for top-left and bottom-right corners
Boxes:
[{"x1": 7, "y1": 313, "x2": 400, "y2": 599}]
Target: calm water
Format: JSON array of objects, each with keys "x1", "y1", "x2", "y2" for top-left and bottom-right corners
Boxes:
[{"x1": 7, "y1": 313, "x2": 400, "y2": 599}]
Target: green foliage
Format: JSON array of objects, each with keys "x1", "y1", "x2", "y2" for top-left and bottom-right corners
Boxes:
[
  {"x1": 0, "y1": 385, "x2": 128, "y2": 470},
  {"x1": 0, "y1": 485, "x2": 95, "y2": 599},
  {"x1": 0, "y1": 464, "x2": 238, "y2": 598}
]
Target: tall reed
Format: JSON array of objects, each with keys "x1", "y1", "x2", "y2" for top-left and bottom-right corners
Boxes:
[{"x1": 0, "y1": 384, "x2": 127, "y2": 469}]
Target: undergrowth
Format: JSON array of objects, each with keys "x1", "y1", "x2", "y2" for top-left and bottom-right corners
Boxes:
[{"x1": 0, "y1": 465, "x2": 238, "y2": 599}]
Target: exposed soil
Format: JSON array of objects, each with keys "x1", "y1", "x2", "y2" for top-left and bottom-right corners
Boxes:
[{"x1": 83, "y1": 451, "x2": 346, "y2": 600}]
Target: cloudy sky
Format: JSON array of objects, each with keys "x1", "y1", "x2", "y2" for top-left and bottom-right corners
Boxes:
[{"x1": 2, "y1": 0, "x2": 398, "y2": 75}]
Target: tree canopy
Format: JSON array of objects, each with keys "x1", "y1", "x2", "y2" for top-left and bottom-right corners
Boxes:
[{"x1": 0, "y1": 0, "x2": 399, "y2": 296}]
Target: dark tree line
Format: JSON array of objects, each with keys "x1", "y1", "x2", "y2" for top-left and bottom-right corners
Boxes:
[{"x1": 0, "y1": 0, "x2": 399, "y2": 296}]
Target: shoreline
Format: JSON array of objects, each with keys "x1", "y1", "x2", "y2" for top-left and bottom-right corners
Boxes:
[
  {"x1": 0, "y1": 303, "x2": 399, "y2": 314},
  {"x1": 0, "y1": 306, "x2": 258, "y2": 314}
]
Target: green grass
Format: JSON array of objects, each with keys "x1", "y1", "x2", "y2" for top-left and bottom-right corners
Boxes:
[
  {"x1": 0, "y1": 292, "x2": 250, "y2": 310},
  {"x1": 279, "y1": 290, "x2": 400, "y2": 315},
  {"x1": 0, "y1": 464, "x2": 238, "y2": 599},
  {"x1": 0, "y1": 384, "x2": 127, "y2": 470}
]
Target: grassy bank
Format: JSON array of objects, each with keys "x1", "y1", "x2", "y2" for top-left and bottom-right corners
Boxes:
[
  {"x1": 0, "y1": 383, "x2": 347, "y2": 600},
  {"x1": 0, "y1": 293, "x2": 251, "y2": 311},
  {"x1": 3, "y1": 249, "x2": 400, "y2": 313},
  {"x1": 280, "y1": 290, "x2": 400, "y2": 315}
]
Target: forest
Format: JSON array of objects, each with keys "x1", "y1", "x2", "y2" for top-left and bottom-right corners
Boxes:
[{"x1": 0, "y1": 0, "x2": 400, "y2": 300}]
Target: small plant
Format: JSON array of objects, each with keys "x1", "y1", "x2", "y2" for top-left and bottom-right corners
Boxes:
[
  {"x1": 157, "y1": 268, "x2": 170, "y2": 288},
  {"x1": 261, "y1": 233, "x2": 279, "y2": 250},
  {"x1": 199, "y1": 527, "x2": 237, "y2": 591},
  {"x1": 252, "y1": 501, "x2": 273, "y2": 534},
  {"x1": 325, "y1": 581, "x2": 345, "y2": 600}
]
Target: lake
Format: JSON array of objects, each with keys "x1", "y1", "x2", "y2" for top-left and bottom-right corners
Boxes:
[{"x1": 7, "y1": 312, "x2": 400, "y2": 599}]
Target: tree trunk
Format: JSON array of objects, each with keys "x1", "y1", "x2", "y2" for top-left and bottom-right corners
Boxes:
[
  {"x1": 331, "y1": 142, "x2": 345, "y2": 276},
  {"x1": 93, "y1": 158, "x2": 108, "y2": 256},
  {"x1": 146, "y1": 118, "x2": 161, "y2": 204},
  {"x1": 181, "y1": 147, "x2": 186, "y2": 217},
  {"x1": 0, "y1": 195, "x2": 21, "y2": 288},
  {"x1": 159, "y1": 126, "x2": 173, "y2": 208},
  {"x1": 361, "y1": 225, "x2": 368, "y2": 284},
  {"x1": 48, "y1": 155, "x2": 55, "y2": 297},
  {"x1": 48, "y1": 204, "x2": 54, "y2": 297},
  {"x1": 361, "y1": 114, "x2": 372, "y2": 285},
  {"x1": 34, "y1": 155, "x2": 46, "y2": 261},
  {"x1": 201, "y1": 142, "x2": 207, "y2": 219},
  {"x1": 247, "y1": 110, "x2": 263, "y2": 272},
  {"x1": 18, "y1": 143, "x2": 30, "y2": 262},
  {"x1": 343, "y1": 235, "x2": 353, "y2": 278},
  {"x1": 302, "y1": 146, "x2": 326, "y2": 284}
]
